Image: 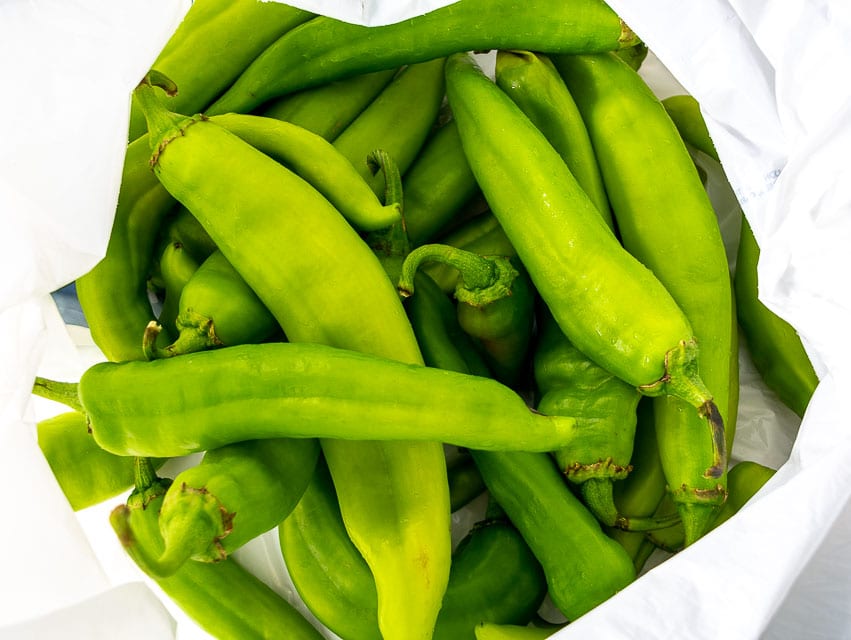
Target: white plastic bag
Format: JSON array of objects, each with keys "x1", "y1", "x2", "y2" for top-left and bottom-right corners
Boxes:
[{"x1": 2, "y1": 1, "x2": 850, "y2": 638}]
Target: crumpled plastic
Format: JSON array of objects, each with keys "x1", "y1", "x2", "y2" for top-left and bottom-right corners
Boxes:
[{"x1": 1, "y1": 1, "x2": 850, "y2": 638}]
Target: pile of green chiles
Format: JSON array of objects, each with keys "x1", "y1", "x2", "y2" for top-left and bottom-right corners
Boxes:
[{"x1": 33, "y1": 0, "x2": 819, "y2": 638}]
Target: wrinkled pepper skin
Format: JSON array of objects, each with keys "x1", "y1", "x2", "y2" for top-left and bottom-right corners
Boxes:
[{"x1": 208, "y1": 0, "x2": 638, "y2": 116}]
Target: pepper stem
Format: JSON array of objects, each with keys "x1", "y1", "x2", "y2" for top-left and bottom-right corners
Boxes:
[
  {"x1": 31, "y1": 376, "x2": 82, "y2": 413},
  {"x1": 397, "y1": 244, "x2": 519, "y2": 307},
  {"x1": 365, "y1": 149, "x2": 409, "y2": 260},
  {"x1": 144, "y1": 317, "x2": 221, "y2": 360},
  {"x1": 638, "y1": 339, "x2": 728, "y2": 478}
]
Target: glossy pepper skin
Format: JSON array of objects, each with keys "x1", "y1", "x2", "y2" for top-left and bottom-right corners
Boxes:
[
  {"x1": 495, "y1": 49, "x2": 613, "y2": 227},
  {"x1": 75, "y1": 135, "x2": 176, "y2": 362},
  {"x1": 398, "y1": 244, "x2": 535, "y2": 387},
  {"x1": 208, "y1": 0, "x2": 639, "y2": 116},
  {"x1": 471, "y1": 448, "x2": 636, "y2": 621},
  {"x1": 76, "y1": 342, "x2": 586, "y2": 457},
  {"x1": 663, "y1": 94, "x2": 818, "y2": 419},
  {"x1": 260, "y1": 68, "x2": 398, "y2": 142},
  {"x1": 110, "y1": 462, "x2": 324, "y2": 640},
  {"x1": 279, "y1": 458, "x2": 548, "y2": 640},
  {"x1": 155, "y1": 240, "x2": 199, "y2": 337},
  {"x1": 554, "y1": 52, "x2": 735, "y2": 545},
  {"x1": 135, "y1": 75, "x2": 452, "y2": 640},
  {"x1": 332, "y1": 58, "x2": 447, "y2": 198},
  {"x1": 36, "y1": 411, "x2": 161, "y2": 511},
  {"x1": 445, "y1": 53, "x2": 718, "y2": 416},
  {"x1": 402, "y1": 119, "x2": 481, "y2": 247},
  {"x1": 146, "y1": 250, "x2": 279, "y2": 358},
  {"x1": 126, "y1": 0, "x2": 313, "y2": 140},
  {"x1": 114, "y1": 437, "x2": 319, "y2": 577},
  {"x1": 735, "y1": 218, "x2": 818, "y2": 417}
]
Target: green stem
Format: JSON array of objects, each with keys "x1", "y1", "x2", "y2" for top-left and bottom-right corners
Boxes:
[
  {"x1": 398, "y1": 244, "x2": 517, "y2": 304},
  {"x1": 365, "y1": 149, "x2": 409, "y2": 260},
  {"x1": 638, "y1": 339, "x2": 727, "y2": 479},
  {"x1": 32, "y1": 377, "x2": 82, "y2": 413},
  {"x1": 144, "y1": 318, "x2": 221, "y2": 360}
]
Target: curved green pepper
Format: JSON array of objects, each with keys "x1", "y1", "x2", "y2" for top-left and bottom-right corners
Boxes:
[
  {"x1": 534, "y1": 311, "x2": 647, "y2": 530},
  {"x1": 127, "y1": 0, "x2": 313, "y2": 140},
  {"x1": 445, "y1": 53, "x2": 720, "y2": 421},
  {"x1": 155, "y1": 240, "x2": 199, "y2": 337},
  {"x1": 145, "y1": 250, "x2": 279, "y2": 359},
  {"x1": 207, "y1": 0, "x2": 639, "y2": 116},
  {"x1": 494, "y1": 49, "x2": 613, "y2": 227},
  {"x1": 332, "y1": 58, "x2": 446, "y2": 198},
  {"x1": 279, "y1": 458, "x2": 547, "y2": 640},
  {"x1": 735, "y1": 218, "x2": 818, "y2": 417},
  {"x1": 554, "y1": 52, "x2": 734, "y2": 545},
  {"x1": 261, "y1": 68, "x2": 398, "y2": 142},
  {"x1": 110, "y1": 460, "x2": 324, "y2": 640},
  {"x1": 137, "y1": 74, "x2": 452, "y2": 640},
  {"x1": 114, "y1": 437, "x2": 319, "y2": 577},
  {"x1": 403, "y1": 119, "x2": 481, "y2": 247},
  {"x1": 470, "y1": 448, "x2": 636, "y2": 621},
  {"x1": 67, "y1": 342, "x2": 588, "y2": 457},
  {"x1": 36, "y1": 411, "x2": 161, "y2": 511}
]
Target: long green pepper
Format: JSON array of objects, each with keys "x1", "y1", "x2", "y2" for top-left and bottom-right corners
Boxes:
[
  {"x1": 134, "y1": 75, "x2": 451, "y2": 640},
  {"x1": 554, "y1": 52, "x2": 735, "y2": 544},
  {"x1": 444, "y1": 53, "x2": 721, "y2": 423},
  {"x1": 207, "y1": 0, "x2": 639, "y2": 116}
]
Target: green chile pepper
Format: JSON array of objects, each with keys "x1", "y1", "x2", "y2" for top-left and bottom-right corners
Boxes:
[
  {"x1": 554, "y1": 52, "x2": 735, "y2": 545},
  {"x1": 110, "y1": 460, "x2": 324, "y2": 640},
  {"x1": 207, "y1": 0, "x2": 639, "y2": 117},
  {"x1": 145, "y1": 250, "x2": 279, "y2": 359},
  {"x1": 36, "y1": 411, "x2": 161, "y2": 511},
  {"x1": 114, "y1": 437, "x2": 319, "y2": 577},
  {"x1": 660, "y1": 94, "x2": 812, "y2": 419},
  {"x1": 159, "y1": 206, "x2": 218, "y2": 265},
  {"x1": 261, "y1": 68, "x2": 399, "y2": 142},
  {"x1": 137, "y1": 74, "x2": 452, "y2": 640},
  {"x1": 445, "y1": 53, "x2": 720, "y2": 422},
  {"x1": 75, "y1": 135, "x2": 177, "y2": 362},
  {"x1": 614, "y1": 40, "x2": 649, "y2": 72},
  {"x1": 127, "y1": 0, "x2": 313, "y2": 140},
  {"x1": 494, "y1": 49, "x2": 613, "y2": 227},
  {"x1": 398, "y1": 244, "x2": 535, "y2": 387},
  {"x1": 279, "y1": 458, "x2": 547, "y2": 640},
  {"x1": 209, "y1": 113, "x2": 402, "y2": 233},
  {"x1": 155, "y1": 240, "x2": 200, "y2": 337},
  {"x1": 647, "y1": 460, "x2": 777, "y2": 553},
  {"x1": 735, "y1": 218, "x2": 818, "y2": 417},
  {"x1": 332, "y1": 58, "x2": 447, "y2": 197},
  {"x1": 533, "y1": 311, "x2": 648, "y2": 530},
  {"x1": 405, "y1": 271, "x2": 493, "y2": 380},
  {"x1": 470, "y1": 448, "x2": 636, "y2": 621},
  {"x1": 64, "y1": 342, "x2": 587, "y2": 457},
  {"x1": 402, "y1": 119, "x2": 481, "y2": 247}
]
